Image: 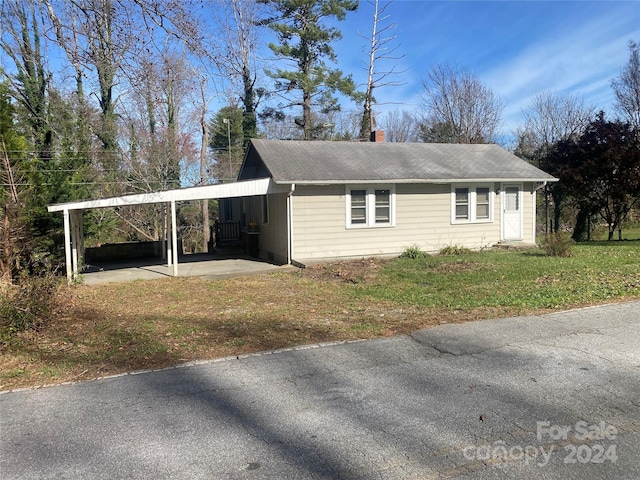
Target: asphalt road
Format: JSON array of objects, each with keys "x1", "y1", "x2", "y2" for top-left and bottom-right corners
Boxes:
[{"x1": 1, "y1": 301, "x2": 639, "y2": 479}]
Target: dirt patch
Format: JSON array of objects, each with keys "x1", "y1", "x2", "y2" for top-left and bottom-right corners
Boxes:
[{"x1": 301, "y1": 257, "x2": 388, "y2": 284}]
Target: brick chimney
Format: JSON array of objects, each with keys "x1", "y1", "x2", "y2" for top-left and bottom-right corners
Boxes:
[{"x1": 370, "y1": 130, "x2": 385, "y2": 142}]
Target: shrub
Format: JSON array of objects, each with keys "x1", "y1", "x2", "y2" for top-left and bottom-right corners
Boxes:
[
  {"x1": 0, "y1": 275, "x2": 59, "y2": 341},
  {"x1": 400, "y1": 245, "x2": 429, "y2": 260},
  {"x1": 439, "y1": 245, "x2": 472, "y2": 256},
  {"x1": 540, "y1": 233, "x2": 574, "y2": 257}
]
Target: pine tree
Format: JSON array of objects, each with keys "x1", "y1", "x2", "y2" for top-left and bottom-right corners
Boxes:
[{"x1": 262, "y1": 0, "x2": 360, "y2": 140}]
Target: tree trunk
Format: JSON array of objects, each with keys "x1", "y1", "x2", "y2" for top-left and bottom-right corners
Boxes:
[
  {"x1": 303, "y1": 91, "x2": 312, "y2": 140},
  {"x1": 359, "y1": 0, "x2": 378, "y2": 140},
  {"x1": 242, "y1": 65, "x2": 257, "y2": 143},
  {"x1": 1, "y1": 205, "x2": 11, "y2": 282},
  {"x1": 200, "y1": 116, "x2": 209, "y2": 253},
  {"x1": 572, "y1": 208, "x2": 590, "y2": 241},
  {"x1": 550, "y1": 188, "x2": 563, "y2": 233}
]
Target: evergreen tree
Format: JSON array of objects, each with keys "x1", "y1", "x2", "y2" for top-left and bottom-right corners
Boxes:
[{"x1": 261, "y1": 0, "x2": 360, "y2": 140}]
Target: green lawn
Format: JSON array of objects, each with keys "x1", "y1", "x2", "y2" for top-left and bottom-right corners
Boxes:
[
  {"x1": 594, "y1": 225, "x2": 640, "y2": 241},
  {"x1": 356, "y1": 241, "x2": 640, "y2": 311}
]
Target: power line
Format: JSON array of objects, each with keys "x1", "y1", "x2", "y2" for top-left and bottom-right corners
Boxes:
[{"x1": 1, "y1": 181, "x2": 179, "y2": 187}]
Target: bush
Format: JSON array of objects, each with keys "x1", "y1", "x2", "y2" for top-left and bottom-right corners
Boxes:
[
  {"x1": 439, "y1": 245, "x2": 472, "y2": 255},
  {"x1": 400, "y1": 245, "x2": 429, "y2": 260},
  {"x1": 0, "y1": 276, "x2": 59, "y2": 341},
  {"x1": 540, "y1": 233, "x2": 574, "y2": 257}
]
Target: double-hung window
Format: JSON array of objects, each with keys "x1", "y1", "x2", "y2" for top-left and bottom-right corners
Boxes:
[
  {"x1": 347, "y1": 185, "x2": 395, "y2": 228},
  {"x1": 455, "y1": 188, "x2": 470, "y2": 220},
  {"x1": 451, "y1": 185, "x2": 493, "y2": 223},
  {"x1": 475, "y1": 188, "x2": 490, "y2": 219},
  {"x1": 375, "y1": 189, "x2": 391, "y2": 223},
  {"x1": 350, "y1": 189, "x2": 367, "y2": 224}
]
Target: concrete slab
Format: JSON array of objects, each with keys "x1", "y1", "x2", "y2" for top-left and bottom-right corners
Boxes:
[{"x1": 80, "y1": 254, "x2": 296, "y2": 285}]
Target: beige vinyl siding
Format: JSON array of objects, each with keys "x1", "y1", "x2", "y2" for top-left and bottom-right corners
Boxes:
[
  {"x1": 292, "y1": 185, "x2": 354, "y2": 259},
  {"x1": 523, "y1": 182, "x2": 536, "y2": 243},
  {"x1": 398, "y1": 184, "x2": 501, "y2": 251},
  {"x1": 291, "y1": 184, "x2": 503, "y2": 260},
  {"x1": 244, "y1": 193, "x2": 289, "y2": 263},
  {"x1": 261, "y1": 193, "x2": 289, "y2": 263}
]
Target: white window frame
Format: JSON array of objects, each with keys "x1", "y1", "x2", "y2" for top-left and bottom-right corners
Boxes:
[
  {"x1": 346, "y1": 185, "x2": 396, "y2": 228},
  {"x1": 451, "y1": 184, "x2": 494, "y2": 224}
]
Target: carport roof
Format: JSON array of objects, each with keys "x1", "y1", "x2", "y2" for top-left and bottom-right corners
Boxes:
[{"x1": 47, "y1": 178, "x2": 289, "y2": 213}]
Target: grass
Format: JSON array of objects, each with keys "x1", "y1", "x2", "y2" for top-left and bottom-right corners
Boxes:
[
  {"x1": 1, "y1": 241, "x2": 639, "y2": 391},
  {"x1": 360, "y1": 244, "x2": 640, "y2": 309}
]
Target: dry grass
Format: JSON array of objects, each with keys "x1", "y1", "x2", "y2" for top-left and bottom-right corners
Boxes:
[{"x1": 0, "y1": 259, "x2": 511, "y2": 391}]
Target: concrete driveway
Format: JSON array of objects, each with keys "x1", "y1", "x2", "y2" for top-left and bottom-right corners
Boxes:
[{"x1": 1, "y1": 301, "x2": 639, "y2": 479}]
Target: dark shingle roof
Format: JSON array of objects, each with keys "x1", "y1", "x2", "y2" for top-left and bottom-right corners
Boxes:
[{"x1": 240, "y1": 139, "x2": 557, "y2": 184}]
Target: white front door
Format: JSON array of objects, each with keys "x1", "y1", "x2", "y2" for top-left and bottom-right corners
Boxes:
[{"x1": 501, "y1": 184, "x2": 523, "y2": 241}]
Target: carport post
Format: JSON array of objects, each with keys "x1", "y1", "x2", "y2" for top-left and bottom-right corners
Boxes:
[
  {"x1": 63, "y1": 209, "x2": 73, "y2": 282},
  {"x1": 70, "y1": 210, "x2": 84, "y2": 279},
  {"x1": 165, "y1": 204, "x2": 172, "y2": 266},
  {"x1": 171, "y1": 200, "x2": 179, "y2": 276}
]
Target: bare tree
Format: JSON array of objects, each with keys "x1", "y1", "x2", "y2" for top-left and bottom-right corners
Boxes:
[
  {"x1": 260, "y1": 113, "x2": 303, "y2": 140},
  {"x1": 212, "y1": 0, "x2": 264, "y2": 143},
  {"x1": 126, "y1": 52, "x2": 193, "y2": 188},
  {"x1": 196, "y1": 75, "x2": 213, "y2": 252},
  {"x1": 116, "y1": 52, "x2": 199, "y2": 242},
  {"x1": 379, "y1": 109, "x2": 416, "y2": 142},
  {"x1": 324, "y1": 109, "x2": 361, "y2": 140},
  {"x1": 0, "y1": 140, "x2": 23, "y2": 282},
  {"x1": 0, "y1": 0, "x2": 52, "y2": 160},
  {"x1": 612, "y1": 40, "x2": 640, "y2": 129},
  {"x1": 418, "y1": 64, "x2": 503, "y2": 144},
  {"x1": 41, "y1": 0, "x2": 133, "y2": 176},
  {"x1": 516, "y1": 91, "x2": 595, "y2": 234},
  {"x1": 358, "y1": 0, "x2": 405, "y2": 140},
  {"x1": 516, "y1": 91, "x2": 595, "y2": 164},
  {"x1": 41, "y1": 0, "x2": 202, "y2": 170}
]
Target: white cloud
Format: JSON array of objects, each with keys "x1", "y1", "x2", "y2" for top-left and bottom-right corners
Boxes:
[{"x1": 482, "y1": 5, "x2": 639, "y2": 131}]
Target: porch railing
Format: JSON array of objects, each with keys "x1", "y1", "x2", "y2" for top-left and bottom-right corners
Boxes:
[{"x1": 214, "y1": 221, "x2": 241, "y2": 242}]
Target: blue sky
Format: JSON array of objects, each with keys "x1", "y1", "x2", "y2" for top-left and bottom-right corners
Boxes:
[{"x1": 328, "y1": 0, "x2": 640, "y2": 136}]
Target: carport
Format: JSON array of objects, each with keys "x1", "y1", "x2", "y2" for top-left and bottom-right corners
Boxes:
[{"x1": 47, "y1": 178, "x2": 290, "y2": 282}]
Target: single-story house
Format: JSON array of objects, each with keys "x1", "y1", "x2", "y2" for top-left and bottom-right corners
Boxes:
[
  {"x1": 48, "y1": 134, "x2": 557, "y2": 281},
  {"x1": 220, "y1": 136, "x2": 557, "y2": 265}
]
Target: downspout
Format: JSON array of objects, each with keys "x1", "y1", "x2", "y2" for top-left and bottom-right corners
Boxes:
[
  {"x1": 535, "y1": 181, "x2": 548, "y2": 191},
  {"x1": 286, "y1": 183, "x2": 295, "y2": 265}
]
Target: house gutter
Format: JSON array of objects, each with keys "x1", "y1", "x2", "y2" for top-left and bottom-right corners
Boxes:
[{"x1": 280, "y1": 178, "x2": 558, "y2": 185}]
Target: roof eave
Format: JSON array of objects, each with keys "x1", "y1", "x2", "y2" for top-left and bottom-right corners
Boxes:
[
  {"x1": 47, "y1": 178, "x2": 289, "y2": 212},
  {"x1": 273, "y1": 177, "x2": 559, "y2": 185}
]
